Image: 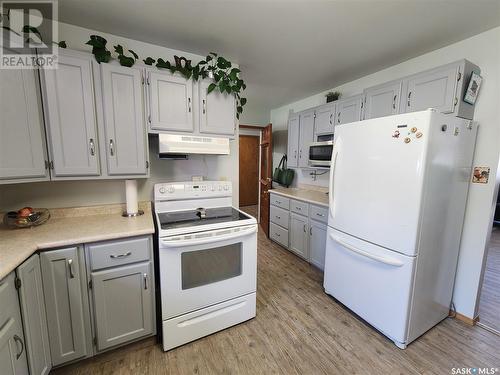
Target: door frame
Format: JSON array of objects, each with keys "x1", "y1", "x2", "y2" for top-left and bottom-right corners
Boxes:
[{"x1": 239, "y1": 125, "x2": 263, "y2": 222}]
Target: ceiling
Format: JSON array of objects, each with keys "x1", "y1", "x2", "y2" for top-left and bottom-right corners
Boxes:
[{"x1": 58, "y1": 0, "x2": 500, "y2": 119}]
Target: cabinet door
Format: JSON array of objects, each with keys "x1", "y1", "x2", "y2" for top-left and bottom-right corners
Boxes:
[
  {"x1": 309, "y1": 220, "x2": 327, "y2": 270},
  {"x1": 298, "y1": 110, "x2": 315, "y2": 167},
  {"x1": 148, "y1": 70, "x2": 193, "y2": 132},
  {"x1": 289, "y1": 213, "x2": 309, "y2": 259},
  {"x1": 287, "y1": 114, "x2": 300, "y2": 167},
  {"x1": 0, "y1": 66, "x2": 48, "y2": 182},
  {"x1": 42, "y1": 52, "x2": 100, "y2": 177},
  {"x1": 336, "y1": 95, "x2": 363, "y2": 125},
  {"x1": 404, "y1": 64, "x2": 459, "y2": 114},
  {"x1": 92, "y1": 262, "x2": 154, "y2": 351},
  {"x1": 199, "y1": 80, "x2": 236, "y2": 136},
  {"x1": 17, "y1": 254, "x2": 51, "y2": 375},
  {"x1": 364, "y1": 81, "x2": 402, "y2": 120},
  {"x1": 314, "y1": 103, "x2": 335, "y2": 136},
  {"x1": 40, "y1": 247, "x2": 89, "y2": 366},
  {"x1": 0, "y1": 273, "x2": 29, "y2": 375},
  {"x1": 101, "y1": 64, "x2": 148, "y2": 175}
]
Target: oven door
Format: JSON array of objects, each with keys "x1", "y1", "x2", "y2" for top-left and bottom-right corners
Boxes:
[
  {"x1": 159, "y1": 224, "x2": 257, "y2": 320},
  {"x1": 309, "y1": 142, "x2": 333, "y2": 166}
]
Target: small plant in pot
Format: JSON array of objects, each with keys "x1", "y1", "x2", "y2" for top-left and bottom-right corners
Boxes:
[{"x1": 325, "y1": 91, "x2": 341, "y2": 103}]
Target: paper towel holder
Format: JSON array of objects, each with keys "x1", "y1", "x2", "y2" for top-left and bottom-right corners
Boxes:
[{"x1": 122, "y1": 210, "x2": 144, "y2": 217}]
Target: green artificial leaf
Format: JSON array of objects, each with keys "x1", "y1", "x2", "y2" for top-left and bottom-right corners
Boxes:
[
  {"x1": 198, "y1": 60, "x2": 207, "y2": 65},
  {"x1": 86, "y1": 35, "x2": 107, "y2": 49},
  {"x1": 94, "y1": 49, "x2": 111, "y2": 64},
  {"x1": 240, "y1": 97, "x2": 247, "y2": 106},
  {"x1": 237, "y1": 106, "x2": 243, "y2": 114},
  {"x1": 58, "y1": 41, "x2": 67, "y2": 48},
  {"x1": 143, "y1": 57, "x2": 155, "y2": 65},
  {"x1": 118, "y1": 55, "x2": 135, "y2": 67},
  {"x1": 206, "y1": 55, "x2": 213, "y2": 62},
  {"x1": 156, "y1": 58, "x2": 171, "y2": 69},
  {"x1": 236, "y1": 113, "x2": 240, "y2": 120},
  {"x1": 129, "y1": 49, "x2": 138, "y2": 60},
  {"x1": 207, "y1": 83, "x2": 217, "y2": 94},
  {"x1": 114, "y1": 44, "x2": 124, "y2": 55}
]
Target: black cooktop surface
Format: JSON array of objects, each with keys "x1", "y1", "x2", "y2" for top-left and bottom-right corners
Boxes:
[{"x1": 158, "y1": 207, "x2": 251, "y2": 230}]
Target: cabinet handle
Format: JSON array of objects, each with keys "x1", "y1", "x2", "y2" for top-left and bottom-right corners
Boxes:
[
  {"x1": 303, "y1": 224, "x2": 306, "y2": 233},
  {"x1": 294, "y1": 150, "x2": 297, "y2": 159},
  {"x1": 407, "y1": 91, "x2": 412, "y2": 107},
  {"x1": 310, "y1": 227, "x2": 312, "y2": 235},
  {"x1": 109, "y1": 139, "x2": 115, "y2": 156},
  {"x1": 316, "y1": 212, "x2": 325, "y2": 217},
  {"x1": 299, "y1": 149, "x2": 302, "y2": 159},
  {"x1": 329, "y1": 113, "x2": 333, "y2": 125},
  {"x1": 13, "y1": 335, "x2": 24, "y2": 360},
  {"x1": 337, "y1": 112, "x2": 341, "y2": 124},
  {"x1": 296, "y1": 206, "x2": 301, "y2": 211},
  {"x1": 67, "y1": 259, "x2": 75, "y2": 279},
  {"x1": 275, "y1": 233, "x2": 280, "y2": 237},
  {"x1": 188, "y1": 97, "x2": 192, "y2": 113},
  {"x1": 392, "y1": 95, "x2": 397, "y2": 110},
  {"x1": 276, "y1": 215, "x2": 281, "y2": 219},
  {"x1": 143, "y1": 273, "x2": 148, "y2": 290},
  {"x1": 89, "y1": 138, "x2": 95, "y2": 156},
  {"x1": 110, "y1": 251, "x2": 132, "y2": 259},
  {"x1": 202, "y1": 99, "x2": 206, "y2": 114}
]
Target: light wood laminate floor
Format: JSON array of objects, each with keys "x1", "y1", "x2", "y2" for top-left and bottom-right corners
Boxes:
[
  {"x1": 478, "y1": 227, "x2": 500, "y2": 330},
  {"x1": 54, "y1": 226, "x2": 500, "y2": 374}
]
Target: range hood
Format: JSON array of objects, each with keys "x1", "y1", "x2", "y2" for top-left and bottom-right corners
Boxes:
[{"x1": 159, "y1": 134, "x2": 230, "y2": 157}]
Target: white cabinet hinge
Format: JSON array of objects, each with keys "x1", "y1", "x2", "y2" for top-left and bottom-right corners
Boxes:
[
  {"x1": 44, "y1": 160, "x2": 50, "y2": 170},
  {"x1": 148, "y1": 115, "x2": 151, "y2": 124},
  {"x1": 93, "y1": 337, "x2": 97, "y2": 346},
  {"x1": 146, "y1": 160, "x2": 149, "y2": 169},
  {"x1": 457, "y1": 71, "x2": 462, "y2": 81},
  {"x1": 49, "y1": 161, "x2": 54, "y2": 170},
  {"x1": 88, "y1": 279, "x2": 92, "y2": 289}
]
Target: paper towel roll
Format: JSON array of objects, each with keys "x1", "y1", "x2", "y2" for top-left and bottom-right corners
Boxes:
[{"x1": 125, "y1": 180, "x2": 138, "y2": 214}]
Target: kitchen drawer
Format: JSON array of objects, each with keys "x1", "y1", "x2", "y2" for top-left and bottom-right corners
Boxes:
[
  {"x1": 87, "y1": 236, "x2": 151, "y2": 271},
  {"x1": 270, "y1": 205, "x2": 289, "y2": 229},
  {"x1": 270, "y1": 222, "x2": 289, "y2": 248},
  {"x1": 290, "y1": 199, "x2": 308, "y2": 216},
  {"x1": 270, "y1": 193, "x2": 290, "y2": 210},
  {"x1": 310, "y1": 204, "x2": 329, "y2": 224}
]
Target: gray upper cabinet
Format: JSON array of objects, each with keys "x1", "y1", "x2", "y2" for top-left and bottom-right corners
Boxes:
[
  {"x1": 363, "y1": 80, "x2": 402, "y2": 120},
  {"x1": 199, "y1": 80, "x2": 236, "y2": 136},
  {"x1": 0, "y1": 273, "x2": 29, "y2": 375},
  {"x1": 42, "y1": 51, "x2": 100, "y2": 177},
  {"x1": 147, "y1": 70, "x2": 193, "y2": 132},
  {"x1": 314, "y1": 103, "x2": 335, "y2": 136},
  {"x1": 0, "y1": 56, "x2": 48, "y2": 183},
  {"x1": 287, "y1": 113, "x2": 300, "y2": 167},
  {"x1": 91, "y1": 262, "x2": 154, "y2": 351},
  {"x1": 298, "y1": 110, "x2": 315, "y2": 167},
  {"x1": 336, "y1": 94, "x2": 363, "y2": 125},
  {"x1": 16, "y1": 254, "x2": 51, "y2": 375},
  {"x1": 100, "y1": 64, "x2": 148, "y2": 176},
  {"x1": 289, "y1": 213, "x2": 309, "y2": 259},
  {"x1": 40, "y1": 247, "x2": 91, "y2": 366}
]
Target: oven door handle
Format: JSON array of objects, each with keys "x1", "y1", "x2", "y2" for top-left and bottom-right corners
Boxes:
[{"x1": 160, "y1": 225, "x2": 257, "y2": 248}]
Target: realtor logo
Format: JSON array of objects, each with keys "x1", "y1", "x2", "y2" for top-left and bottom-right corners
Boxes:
[{"x1": 0, "y1": 0, "x2": 58, "y2": 69}]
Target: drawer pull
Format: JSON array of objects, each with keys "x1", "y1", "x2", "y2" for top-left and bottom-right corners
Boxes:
[
  {"x1": 275, "y1": 233, "x2": 280, "y2": 237},
  {"x1": 296, "y1": 207, "x2": 301, "y2": 210},
  {"x1": 110, "y1": 251, "x2": 132, "y2": 259},
  {"x1": 276, "y1": 215, "x2": 281, "y2": 219},
  {"x1": 67, "y1": 259, "x2": 75, "y2": 279},
  {"x1": 13, "y1": 335, "x2": 24, "y2": 360},
  {"x1": 316, "y1": 213, "x2": 325, "y2": 217}
]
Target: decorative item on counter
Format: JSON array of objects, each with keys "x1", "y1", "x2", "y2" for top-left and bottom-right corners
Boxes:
[
  {"x1": 3, "y1": 207, "x2": 50, "y2": 228},
  {"x1": 123, "y1": 180, "x2": 144, "y2": 217},
  {"x1": 273, "y1": 155, "x2": 294, "y2": 187},
  {"x1": 325, "y1": 91, "x2": 341, "y2": 103},
  {"x1": 463, "y1": 71, "x2": 482, "y2": 105}
]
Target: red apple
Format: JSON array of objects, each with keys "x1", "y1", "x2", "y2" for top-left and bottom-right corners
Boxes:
[{"x1": 17, "y1": 207, "x2": 34, "y2": 218}]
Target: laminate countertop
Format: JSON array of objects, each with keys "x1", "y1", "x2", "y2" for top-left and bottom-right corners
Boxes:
[
  {"x1": 270, "y1": 187, "x2": 329, "y2": 207},
  {"x1": 0, "y1": 202, "x2": 154, "y2": 280}
]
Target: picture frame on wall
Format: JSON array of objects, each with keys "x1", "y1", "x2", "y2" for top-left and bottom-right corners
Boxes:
[{"x1": 463, "y1": 71, "x2": 482, "y2": 105}]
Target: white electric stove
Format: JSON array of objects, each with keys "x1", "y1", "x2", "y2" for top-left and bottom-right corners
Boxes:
[{"x1": 154, "y1": 181, "x2": 257, "y2": 351}]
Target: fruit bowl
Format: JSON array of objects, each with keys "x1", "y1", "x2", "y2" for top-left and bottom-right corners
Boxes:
[{"x1": 3, "y1": 208, "x2": 50, "y2": 229}]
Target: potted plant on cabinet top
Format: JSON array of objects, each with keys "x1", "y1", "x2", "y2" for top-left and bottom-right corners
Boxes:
[{"x1": 325, "y1": 91, "x2": 341, "y2": 103}]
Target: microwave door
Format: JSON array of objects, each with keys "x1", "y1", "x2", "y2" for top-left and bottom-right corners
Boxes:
[{"x1": 309, "y1": 143, "x2": 333, "y2": 166}]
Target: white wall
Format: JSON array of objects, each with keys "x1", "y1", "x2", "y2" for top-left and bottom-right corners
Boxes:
[
  {"x1": 270, "y1": 27, "x2": 500, "y2": 319},
  {"x1": 0, "y1": 22, "x2": 244, "y2": 209}
]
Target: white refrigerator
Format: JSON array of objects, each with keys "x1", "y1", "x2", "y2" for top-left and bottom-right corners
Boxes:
[{"x1": 324, "y1": 109, "x2": 477, "y2": 349}]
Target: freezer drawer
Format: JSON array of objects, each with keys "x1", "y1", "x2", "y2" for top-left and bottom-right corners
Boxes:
[{"x1": 323, "y1": 227, "x2": 416, "y2": 345}]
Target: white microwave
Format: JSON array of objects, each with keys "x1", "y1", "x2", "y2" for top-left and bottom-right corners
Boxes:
[{"x1": 309, "y1": 141, "x2": 333, "y2": 167}]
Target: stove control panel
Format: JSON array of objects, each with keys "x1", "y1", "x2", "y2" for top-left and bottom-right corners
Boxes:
[{"x1": 154, "y1": 181, "x2": 232, "y2": 201}]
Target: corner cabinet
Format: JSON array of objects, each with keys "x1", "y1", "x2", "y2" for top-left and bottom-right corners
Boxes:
[
  {"x1": 0, "y1": 54, "x2": 48, "y2": 184},
  {"x1": 287, "y1": 113, "x2": 300, "y2": 167},
  {"x1": 199, "y1": 80, "x2": 236, "y2": 136},
  {"x1": 100, "y1": 64, "x2": 149, "y2": 176},
  {"x1": 298, "y1": 110, "x2": 315, "y2": 167}
]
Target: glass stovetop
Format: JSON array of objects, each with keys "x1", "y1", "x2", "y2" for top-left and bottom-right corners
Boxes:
[{"x1": 158, "y1": 207, "x2": 251, "y2": 230}]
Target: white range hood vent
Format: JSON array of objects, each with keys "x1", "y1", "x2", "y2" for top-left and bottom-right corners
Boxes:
[{"x1": 158, "y1": 134, "x2": 230, "y2": 156}]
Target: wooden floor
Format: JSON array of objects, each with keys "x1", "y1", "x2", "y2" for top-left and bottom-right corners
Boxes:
[
  {"x1": 240, "y1": 205, "x2": 258, "y2": 219},
  {"x1": 54, "y1": 226, "x2": 500, "y2": 375},
  {"x1": 478, "y1": 227, "x2": 500, "y2": 330}
]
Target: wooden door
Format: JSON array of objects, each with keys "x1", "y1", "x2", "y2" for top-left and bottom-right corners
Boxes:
[
  {"x1": 42, "y1": 51, "x2": 100, "y2": 177},
  {"x1": 364, "y1": 80, "x2": 402, "y2": 120},
  {"x1": 199, "y1": 80, "x2": 236, "y2": 136},
  {"x1": 286, "y1": 114, "x2": 299, "y2": 167},
  {"x1": 101, "y1": 64, "x2": 148, "y2": 176},
  {"x1": 239, "y1": 135, "x2": 260, "y2": 206},
  {"x1": 92, "y1": 262, "x2": 154, "y2": 351},
  {"x1": 298, "y1": 110, "x2": 315, "y2": 167},
  {"x1": 40, "y1": 247, "x2": 90, "y2": 366},
  {"x1": 148, "y1": 70, "x2": 193, "y2": 132},
  {"x1": 17, "y1": 254, "x2": 51, "y2": 375},
  {"x1": 259, "y1": 124, "x2": 272, "y2": 237}
]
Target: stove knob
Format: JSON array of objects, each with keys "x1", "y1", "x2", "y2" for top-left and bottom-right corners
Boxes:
[
  {"x1": 211, "y1": 185, "x2": 215, "y2": 191},
  {"x1": 159, "y1": 187, "x2": 166, "y2": 194},
  {"x1": 167, "y1": 186, "x2": 175, "y2": 193},
  {"x1": 223, "y1": 185, "x2": 229, "y2": 191},
  {"x1": 218, "y1": 186, "x2": 222, "y2": 191}
]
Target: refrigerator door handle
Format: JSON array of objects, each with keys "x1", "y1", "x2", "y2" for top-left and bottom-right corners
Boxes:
[
  {"x1": 328, "y1": 149, "x2": 339, "y2": 218},
  {"x1": 330, "y1": 234, "x2": 404, "y2": 267}
]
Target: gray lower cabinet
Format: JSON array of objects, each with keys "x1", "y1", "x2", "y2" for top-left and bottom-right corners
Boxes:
[
  {"x1": 40, "y1": 247, "x2": 92, "y2": 366},
  {"x1": 309, "y1": 220, "x2": 327, "y2": 270},
  {"x1": 0, "y1": 273, "x2": 29, "y2": 375},
  {"x1": 16, "y1": 254, "x2": 51, "y2": 375},
  {"x1": 289, "y1": 212, "x2": 309, "y2": 260},
  {"x1": 91, "y1": 262, "x2": 154, "y2": 351}
]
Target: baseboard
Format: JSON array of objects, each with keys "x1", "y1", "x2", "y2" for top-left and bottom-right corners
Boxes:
[{"x1": 449, "y1": 310, "x2": 479, "y2": 326}]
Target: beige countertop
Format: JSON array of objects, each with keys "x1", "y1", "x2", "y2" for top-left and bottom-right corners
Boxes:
[
  {"x1": 0, "y1": 202, "x2": 154, "y2": 280},
  {"x1": 270, "y1": 186, "x2": 329, "y2": 207}
]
